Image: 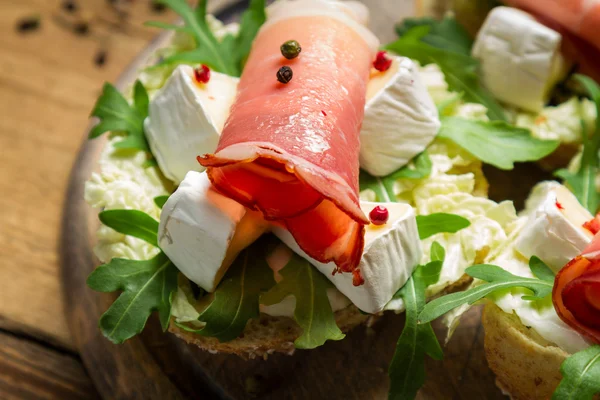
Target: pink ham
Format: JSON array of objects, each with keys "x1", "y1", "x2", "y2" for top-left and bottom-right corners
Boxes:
[{"x1": 199, "y1": 3, "x2": 379, "y2": 285}]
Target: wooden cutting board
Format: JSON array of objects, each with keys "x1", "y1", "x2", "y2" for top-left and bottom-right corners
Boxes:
[{"x1": 60, "y1": 1, "x2": 551, "y2": 398}]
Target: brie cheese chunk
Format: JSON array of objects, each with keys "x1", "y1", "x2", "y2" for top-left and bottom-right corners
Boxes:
[
  {"x1": 259, "y1": 244, "x2": 351, "y2": 317},
  {"x1": 273, "y1": 201, "x2": 422, "y2": 313},
  {"x1": 515, "y1": 182, "x2": 594, "y2": 272},
  {"x1": 472, "y1": 6, "x2": 568, "y2": 112},
  {"x1": 144, "y1": 65, "x2": 239, "y2": 184},
  {"x1": 158, "y1": 171, "x2": 268, "y2": 292},
  {"x1": 360, "y1": 56, "x2": 440, "y2": 177}
]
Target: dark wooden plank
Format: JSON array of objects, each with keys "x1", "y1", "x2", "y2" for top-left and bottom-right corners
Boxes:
[
  {"x1": 60, "y1": 1, "x2": 507, "y2": 399},
  {"x1": 0, "y1": 330, "x2": 98, "y2": 400}
]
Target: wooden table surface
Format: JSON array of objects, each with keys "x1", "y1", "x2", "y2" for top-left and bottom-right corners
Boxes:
[
  {"x1": 0, "y1": 1, "x2": 183, "y2": 398},
  {"x1": 0, "y1": 1, "x2": 448, "y2": 399}
]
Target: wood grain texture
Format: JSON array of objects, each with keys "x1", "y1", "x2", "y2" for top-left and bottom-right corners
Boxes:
[
  {"x1": 59, "y1": 1, "x2": 509, "y2": 399},
  {"x1": 0, "y1": 0, "x2": 186, "y2": 351},
  {"x1": 0, "y1": 330, "x2": 98, "y2": 400}
]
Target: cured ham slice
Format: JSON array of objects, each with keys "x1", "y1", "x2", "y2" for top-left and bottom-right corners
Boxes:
[
  {"x1": 553, "y1": 232, "x2": 600, "y2": 343},
  {"x1": 199, "y1": 1, "x2": 379, "y2": 285}
]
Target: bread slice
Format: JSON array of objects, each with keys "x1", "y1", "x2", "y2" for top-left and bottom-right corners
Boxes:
[
  {"x1": 482, "y1": 303, "x2": 569, "y2": 400},
  {"x1": 170, "y1": 305, "x2": 368, "y2": 359},
  {"x1": 170, "y1": 272, "x2": 474, "y2": 358}
]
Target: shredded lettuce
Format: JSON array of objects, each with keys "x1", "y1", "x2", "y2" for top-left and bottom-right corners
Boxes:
[{"x1": 513, "y1": 97, "x2": 597, "y2": 144}]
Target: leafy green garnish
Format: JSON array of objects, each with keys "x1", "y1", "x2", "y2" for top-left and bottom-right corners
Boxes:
[
  {"x1": 178, "y1": 242, "x2": 276, "y2": 342},
  {"x1": 555, "y1": 74, "x2": 600, "y2": 214},
  {"x1": 385, "y1": 26, "x2": 506, "y2": 121},
  {"x1": 154, "y1": 195, "x2": 169, "y2": 209},
  {"x1": 89, "y1": 209, "x2": 179, "y2": 343},
  {"x1": 89, "y1": 80, "x2": 150, "y2": 152},
  {"x1": 553, "y1": 345, "x2": 600, "y2": 400},
  {"x1": 419, "y1": 258, "x2": 554, "y2": 324},
  {"x1": 528, "y1": 255, "x2": 555, "y2": 283},
  {"x1": 99, "y1": 209, "x2": 159, "y2": 247},
  {"x1": 416, "y1": 213, "x2": 471, "y2": 239},
  {"x1": 438, "y1": 117, "x2": 559, "y2": 170},
  {"x1": 395, "y1": 17, "x2": 473, "y2": 56},
  {"x1": 147, "y1": 0, "x2": 266, "y2": 77},
  {"x1": 388, "y1": 243, "x2": 444, "y2": 400},
  {"x1": 261, "y1": 254, "x2": 345, "y2": 349},
  {"x1": 87, "y1": 252, "x2": 178, "y2": 343},
  {"x1": 359, "y1": 151, "x2": 432, "y2": 202}
]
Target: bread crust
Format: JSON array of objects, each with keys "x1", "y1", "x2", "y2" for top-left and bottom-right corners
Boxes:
[
  {"x1": 170, "y1": 304, "x2": 369, "y2": 359},
  {"x1": 482, "y1": 303, "x2": 569, "y2": 400}
]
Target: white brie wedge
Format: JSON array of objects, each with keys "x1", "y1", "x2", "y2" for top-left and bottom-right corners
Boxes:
[
  {"x1": 472, "y1": 6, "x2": 568, "y2": 112},
  {"x1": 158, "y1": 171, "x2": 268, "y2": 292},
  {"x1": 273, "y1": 201, "x2": 422, "y2": 313},
  {"x1": 144, "y1": 65, "x2": 239, "y2": 184},
  {"x1": 360, "y1": 56, "x2": 440, "y2": 177},
  {"x1": 515, "y1": 182, "x2": 594, "y2": 272}
]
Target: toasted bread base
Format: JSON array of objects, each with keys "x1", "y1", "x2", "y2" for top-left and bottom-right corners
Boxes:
[
  {"x1": 170, "y1": 273, "x2": 474, "y2": 358},
  {"x1": 170, "y1": 304, "x2": 369, "y2": 359},
  {"x1": 482, "y1": 303, "x2": 569, "y2": 400}
]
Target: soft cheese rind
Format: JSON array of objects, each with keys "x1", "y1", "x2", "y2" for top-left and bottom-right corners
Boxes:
[
  {"x1": 514, "y1": 182, "x2": 593, "y2": 272},
  {"x1": 273, "y1": 201, "x2": 422, "y2": 313},
  {"x1": 158, "y1": 171, "x2": 267, "y2": 292},
  {"x1": 144, "y1": 65, "x2": 239, "y2": 184},
  {"x1": 472, "y1": 6, "x2": 567, "y2": 112},
  {"x1": 360, "y1": 56, "x2": 440, "y2": 177}
]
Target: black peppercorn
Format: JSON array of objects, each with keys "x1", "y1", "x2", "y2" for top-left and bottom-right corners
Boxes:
[
  {"x1": 94, "y1": 50, "x2": 107, "y2": 67},
  {"x1": 62, "y1": 0, "x2": 78, "y2": 13},
  {"x1": 280, "y1": 40, "x2": 301, "y2": 60},
  {"x1": 151, "y1": 1, "x2": 167, "y2": 12},
  {"x1": 16, "y1": 17, "x2": 40, "y2": 33},
  {"x1": 74, "y1": 21, "x2": 89, "y2": 36},
  {"x1": 276, "y1": 66, "x2": 293, "y2": 84}
]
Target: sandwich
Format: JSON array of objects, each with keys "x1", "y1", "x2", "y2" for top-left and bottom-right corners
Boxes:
[{"x1": 84, "y1": 0, "x2": 598, "y2": 398}]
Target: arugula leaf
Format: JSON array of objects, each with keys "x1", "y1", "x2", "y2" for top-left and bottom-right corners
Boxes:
[
  {"x1": 555, "y1": 74, "x2": 600, "y2": 214},
  {"x1": 180, "y1": 243, "x2": 275, "y2": 342},
  {"x1": 359, "y1": 151, "x2": 432, "y2": 202},
  {"x1": 87, "y1": 252, "x2": 178, "y2": 343},
  {"x1": 385, "y1": 29, "x2": 506, "y2": 121},
  {"x1": 154, "y1": 195, "x2": 169, "y2": 209},
  {"x1": 553, "y1": 345, "x2": 600, "y2": 400},
  {"x1": 418, "y1": 264, "x2": 554, "y2": 323},
  {"x1": 261, "y1": 255, "x2": 345, "y2": 349},
  {"x1": 149, "y1": 0, "x2": 266, "y2": 77},
  {"x1": 416, "y1": 213, "x2": 471, "y2": 239},
  {"x1": 528, "y1": 256, "x2": 555, "y2": 283},
  {"x1": 438, "y1": 117, "x2": 559, "y2": 170},
  {"x1": 395, "y1": 17, "x2": 473, "y2": 56},
  {"x1": 142, "y1": 159, "x2": 158, "y2": 169},
  {"x1": 430, "y1": 241, "x2": 445, "y2": 262},
  {"x1": 99, "y1": 210, "x2": 159, "y2": 247},
  {"x1": 388, "y1": 253, "x2": 444, "y2": 400},
  {"x1": 89, "y1": 81, "x2": 150, "y2": 152}
]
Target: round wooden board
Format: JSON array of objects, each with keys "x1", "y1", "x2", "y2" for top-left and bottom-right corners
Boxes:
[{"x1": 60, "y1": 1, "x2": 554, "y2": 399}]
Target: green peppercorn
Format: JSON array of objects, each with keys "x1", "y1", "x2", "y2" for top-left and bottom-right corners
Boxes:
[
  {"x1": 280, "y1": 40, "x2": 301, "y2": 60},
  {"x1": 276, "y1": 66, "x2": 293, "y2": 84}
]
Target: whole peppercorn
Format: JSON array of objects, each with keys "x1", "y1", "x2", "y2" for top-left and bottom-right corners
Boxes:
[
  {"x1": 62, "y1": 0, "x2": 78, "y2": 13},
  {"x1": 369, "y1": 206, "x2": 389, "y2": 225},
  {"x1": 276, "y1": 66, "x2": 293, "y2": 84},
  {"x1": 373, "y1": 51, "x2": 393, "y2": 72},
  {"x1": 280, "y1": 40, "x2": 301, "y2": 60},
  {"x1": 16, "y1": 16, "x2": 40, "y2": 33},
  {"x1": 194, "y1": 65, "x2": 211, "y2": 84}
]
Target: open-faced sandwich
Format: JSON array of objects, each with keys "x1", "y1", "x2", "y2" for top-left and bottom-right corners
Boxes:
[{"x1": 84, "y1": 0, "x2": 600, "y2": 398}]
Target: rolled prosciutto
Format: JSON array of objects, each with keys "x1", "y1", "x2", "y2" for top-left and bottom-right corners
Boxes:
[
  {"x1": 553, "y1": 231, "x2": 600, "y2": 343},
  {"x1": 199, "y1": 0, "x2": 379, "y2": 285}
]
